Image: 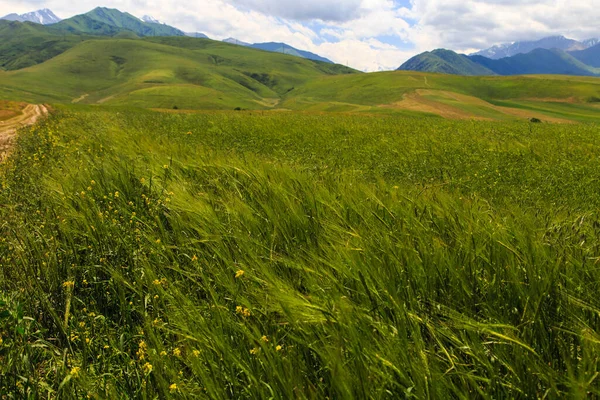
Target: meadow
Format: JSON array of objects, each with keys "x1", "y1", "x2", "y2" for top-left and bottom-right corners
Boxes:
[{"x1": 1, "y1": 106, "x2": 600, "y2": 398}]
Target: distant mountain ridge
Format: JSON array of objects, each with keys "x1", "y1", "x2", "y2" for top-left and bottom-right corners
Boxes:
[
  {"x1": 398, "y1": 44, "x2": 600, "y2": 77},
  {"x1": 53, "y1": 7, "x2": 185, "y2": 37},
  {"x1": 225, "y1": 39, "x2": 333, "y2": 63},
  {"x1": 1, "y1": 9, "x2": 61, "y2": 25},
  {"x1": 472, "y1": 35, "x2": 598, "y2": 59}
]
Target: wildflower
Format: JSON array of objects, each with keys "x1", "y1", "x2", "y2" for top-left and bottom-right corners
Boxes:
[
  {"x1": 91, "y1": 180, "x2": 96, "y2": 185},
  {"x1": 276, "y1": 345, "x2": 283, "y2": 352},
  {"x1": 186, "y1": 131, "x2": 192, "y2": 135},
  {"x1": 79, "y1": 322, "x2": 86, "y2": 328},
  {"x1": 143, "y1": 363, "x2": 153, "y2": 374},
  {"x1": 163, "y1": 165, "x2": 169, "y2": 169},
  {"x1": 235, "y1": 270, "x2": 245, "y2": 278},
  {"x1": 193, "y1": 350, "x2": 200, "y2": 357},
  {"x1": 160, "y1": 351, "x2": 167, "y2": 357},
  {"x1": 169, "y1": 383, "x2": 178, "y2": 392},
  {"x1": 114, "y1": 192, "x2": 120, "y2": 198},
  {"x1": 261, "y1": 336, "x2": 269, "y2": 343},
  {"x1": 0, "y1": 336, "x2": 3, "y2": 346},
  {"x1": 63, "y1": 281, "x2": 75, "y2": 289},
  {"x1": 153, "y1": 279, "x2": 162, "y2": 286},
  {"x1": 82, "y1": 279, "x2": 88, "y2": 286},
  {"x1": 137, "y1": 340, "x2": 147, "y2": 360},
  {"x1": 250, "y1": 348, "x2": 260, "y2": 355},
  {"x1": 155, "y1": 239, "x2": 161, "y2": 244},
  {"x1": 191, "y1": 255, "x2": 198, "y2": 262},
  {"x1": 86, "y1": 338, "x2": 91, "y2": 344},
  {"x1": 70, "y1": 367, "x2": 81, "y2": 377},
  {"x1": 173, "y1": 348, "x2": 182, "y2": 357},
  {"x1": 140, "y1": 178, "x2": 146, "y2": 184},
  {"x1": 104, "y1": 345, "x2": 110, "y2": 350},
  {"x1": 236, "y1": 306, "x2": 251, "y2": 317},
  {"x1": 87, "y1": 186, "x2": 92, "y2": 191}
]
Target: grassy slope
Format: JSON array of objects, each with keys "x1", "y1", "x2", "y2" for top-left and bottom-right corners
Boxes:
[
  {"x1": 281, "y1": 71, "x2": 600, "y2": 121},
  {"x1": 0, "y1": 38, "x2": 356, "y2": 109},
  {"x1": 0, "y1": 21, "x2": 98, "y2": 71},
  {"x1": 1, "y1": 108, "x2": 600, "y2": 397}
]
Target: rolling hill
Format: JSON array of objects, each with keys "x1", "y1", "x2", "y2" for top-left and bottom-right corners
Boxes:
[{"x1": 0, "y1": 37, "x2": 356, "y2": 109}]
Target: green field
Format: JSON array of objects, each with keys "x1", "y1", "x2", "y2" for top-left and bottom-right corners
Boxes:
[
  {"x1": 1, "y1": 34, "x2": 600, "y2": 122},
  {"x1": 1, "y1": 107, "x2": 600, "y2": 398}
]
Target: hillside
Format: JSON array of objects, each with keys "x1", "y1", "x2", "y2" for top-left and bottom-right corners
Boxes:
[
  {"x1": 570, "y1": 43, "x2": 600, "y2": 67},
  {"x1": 54, "y1": 7, "x2": 184, "y2": 37},
  {"x1": 0, "y1": 37, "x2": 356, "y2": 109},
  {"x1": 400, "y1": 48, "x2": 600, "y2": 78},
  {"x1": 469, "y1": 48, "x2": 600, "y2": 76},
  {"x1": 398, "y1": 49, "x2": 495, "y2": 76},
  {"x1": 0, "y1": 20, "x2": 96, "y2": 70}
]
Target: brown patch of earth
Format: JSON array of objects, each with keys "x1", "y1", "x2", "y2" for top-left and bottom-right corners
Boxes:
[
  {"x1": 380, "y1": 90, "x2": 574, "y2": 123},
  {"x1": 0, "y1": 104, "x2": 48, "y2": 162}
]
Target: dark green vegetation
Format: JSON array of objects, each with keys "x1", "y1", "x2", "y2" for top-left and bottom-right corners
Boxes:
[
  {"x1": 2, "y1": 108, "x2": 600, "y2": 398},
  {"x1": 400, "y1": 46, "x2": 600, "y2": 77},
  {"x1": 398, "y1": 49, "x2": 495, "y2": 76}
]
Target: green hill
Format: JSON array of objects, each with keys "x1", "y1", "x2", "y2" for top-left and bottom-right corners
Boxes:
[
  {"x1": 0, "y1": 20, "x2": 95, "y2": 70},
  {"x1": 398, "y1": 49, "x2": 495, "y2": 76},
  {"x1": 54, "y1": 7, "x2": 184, "y2": 37},
  {"x1": 0, "y1": 37, "x2": 357, "y2": 109}
]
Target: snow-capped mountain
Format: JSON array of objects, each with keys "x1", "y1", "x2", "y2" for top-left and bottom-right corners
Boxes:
[
  {"x1": 471, "y1": 36, "x2": 596, "y2": 59},
  {"x1": 141, "y1": 15, "x2": 161, "y2": 24},
  {"x1": 1, "y1": 9, "x2": 61, "y2": 25}
]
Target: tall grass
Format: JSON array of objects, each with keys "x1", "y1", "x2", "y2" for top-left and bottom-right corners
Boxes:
[{"x1": 1, "y1": 108, "x2": 599, "y2": 398}]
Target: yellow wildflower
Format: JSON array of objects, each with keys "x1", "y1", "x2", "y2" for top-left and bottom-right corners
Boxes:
[
  {"x1": 193, "y1": 350, "x2": 200, "y2": 357},
  {"x1": 143, "y1": 363, "x2": 153, "y2": 374},
  {"x1": 261, "y1": 336, "x2": 269, "y2": 343},
  {"x1": 250, "y1": 348, "x2": 260, "y2": 355},
  {"x1": 169, "y1": 383, "x2": 178, "y2": 392},
  {"x1": 235, "y1": 270, "x2": 245, "y2": 278},
  {"x1": 70, "y1": 367, "x2": 81, "y2": 377},
  {"x1": 276, "y1": 345, "x2": 283, "y2": 352},
  {"x1": 173, "y1": 348, "x2": 182, "y2": 357},
  {"x1": 160, "y1": 351, "x2": 167, "y2": 357},
  {"x1": 63, "y1": 281, "x2": 75, "y2": 289},
  {"x1": 191, "y1": 255, "x2": 198, "y2": 262}
]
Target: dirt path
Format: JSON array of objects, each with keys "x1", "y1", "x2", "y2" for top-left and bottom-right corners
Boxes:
[{"x1": 0, "y1": 104, "x2": 48, "y2": 162}]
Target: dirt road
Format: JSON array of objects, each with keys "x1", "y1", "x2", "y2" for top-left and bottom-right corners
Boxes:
[{"x1": 0, "y1": 104, "x2": 48, "y2": 161}]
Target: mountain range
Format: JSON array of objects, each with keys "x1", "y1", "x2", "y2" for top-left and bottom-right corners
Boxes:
[
  {"x1": 471, "y1": 36, "x2": 599, "y2": 59},
  {"x1": 1, "y1": 9, "x2": 61, "y2": 25},
  {"x1": 1, "y1": 8, "x2": 330, "y2": 64},
  {"x1": 399, "y1": 36, "x2": 600, "y2": 77}
]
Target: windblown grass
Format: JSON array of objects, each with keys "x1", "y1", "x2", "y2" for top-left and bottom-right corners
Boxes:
[{"x1": 1, "y1": 108, "x2": 599, "y2": 398}]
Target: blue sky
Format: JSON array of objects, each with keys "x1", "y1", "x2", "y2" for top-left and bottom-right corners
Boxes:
[{"x1": 2, "y1": 0, "x2": 600, "y2": 71}]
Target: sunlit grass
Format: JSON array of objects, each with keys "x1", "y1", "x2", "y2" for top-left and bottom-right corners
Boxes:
[{"x1": 1, "y1": 108, "x2": 599, "y2": 398}]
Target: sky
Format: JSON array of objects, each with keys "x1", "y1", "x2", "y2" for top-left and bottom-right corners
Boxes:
[{"x1": 1, "y1": 0, "x2": 600, "y2": 72}]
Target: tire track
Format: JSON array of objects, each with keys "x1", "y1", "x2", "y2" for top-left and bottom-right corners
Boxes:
[{"x1": 0, "y1": 104, "x2": 48, "y2": 162}]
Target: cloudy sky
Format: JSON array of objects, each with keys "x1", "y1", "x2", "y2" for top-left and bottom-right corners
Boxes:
[{"x1": 1, "y1": 0, "x2": 600, "y2": 71}]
